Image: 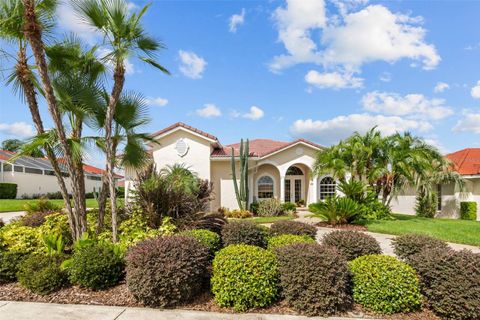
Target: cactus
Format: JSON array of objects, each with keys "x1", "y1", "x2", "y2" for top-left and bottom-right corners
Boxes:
[
  {"x1": 93, "y1": 186, "x2": 100, "y2": 206},
  {"x1": 231, "y1": 139, "x2": 249, "y2": 210}
]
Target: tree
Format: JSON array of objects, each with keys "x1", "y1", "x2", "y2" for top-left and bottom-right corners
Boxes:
[
  {"x1": 1, "y1": 139, "x2": 44, "y2": 157},
  {"x1": 73, "y1": 0, "x2": 170, "y2": 241}
]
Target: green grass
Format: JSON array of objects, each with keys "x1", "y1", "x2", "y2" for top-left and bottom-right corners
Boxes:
[
  {"x1": 229, "y1": 215, "x2": 295, "y2": 224},
  {"x1": 363, "y1": 214, "x2": 480, "y2": 247},
  {"x1": 0, "y1": 198, "x2": 124, "y2": 213}
]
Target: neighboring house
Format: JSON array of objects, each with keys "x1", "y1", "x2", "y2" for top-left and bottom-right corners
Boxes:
[
  {"x1": 391, "y1": 148, "x2": 480, "y2": 221},
  {"x1": 0, "y1": 149, "x2": 121, "y2": 198},
  {"x1": 124, "y1": 122, "x2": 335, "y2": 210}
]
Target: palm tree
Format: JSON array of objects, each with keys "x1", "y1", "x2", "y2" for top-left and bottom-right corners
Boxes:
[
  {"x1": 1, "y1": 0, "x2": 84, "y2": 237},
  {"x1": 73, "y1": 0, "x2": 170, "y2": 241}
]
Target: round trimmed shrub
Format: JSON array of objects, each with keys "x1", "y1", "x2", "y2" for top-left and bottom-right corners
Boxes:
[
  {"x1": 180, "y1": 229, "x2": 221, "y2": 253},
  {"x1": 275, "y1": 243, "x2": 352, "y2": 316},
  {"x1": 269, "y1": 220, "x2": 317, "y2": 239},
  {"x1": 68, "y1": 242, "x2": 124, "y2": 290},
  {"x1": 221, "y1": 221, "x2": 267, "y2": 247},
  {"x1": 126, "y1": 236, "x2": 210, "y2": 307},
  {"x1": 211, "y1": 244, "x2": 279, "y2": 311},
  {"x1": 392, "y1": 233, "x2": 448, "y2": 261},
  {"x1": 17, "y1": 253, "x2": 67, "y2": 295},
  {"x1": 0, "y1": 251, "x2": 27, "y2": 283},
  {"x1": 267, "y1": 234, "x2": 315, "y2": 251},
  {"x1": 322, "y1": 230, "x2": 382, "y2": 261},
  {"x1": 349, "y1": 255, "x2": 422, "y2": 314},
  {"x1": 408, "y1": 248, "x2": 480, "y2": 320}
]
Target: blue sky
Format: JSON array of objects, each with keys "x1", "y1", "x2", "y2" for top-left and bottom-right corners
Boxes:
[{"x1": 2, "y1": 0, "x2": 480, "y2": 162}]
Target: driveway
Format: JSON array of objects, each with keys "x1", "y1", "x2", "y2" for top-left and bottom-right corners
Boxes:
[{"x1": 0, "y1": 211, "x2": 25, "y2": 224}]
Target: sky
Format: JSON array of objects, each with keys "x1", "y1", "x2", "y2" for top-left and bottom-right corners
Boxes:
[{"x1": 2, "y1": 0, "x2": 480, "y2": 166}]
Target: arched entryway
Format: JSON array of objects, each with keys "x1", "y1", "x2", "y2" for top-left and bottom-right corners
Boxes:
[{"x1": 284, "y1": 165, "x2": 305, "y2": 203}]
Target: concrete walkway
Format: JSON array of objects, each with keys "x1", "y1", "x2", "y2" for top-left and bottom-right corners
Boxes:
[
  {"x1": 0, "y1": 211, "x2": 25, "y2": 223},
  {"x1": 0, "y1": 301, "x2": 372, "y2": 320}
]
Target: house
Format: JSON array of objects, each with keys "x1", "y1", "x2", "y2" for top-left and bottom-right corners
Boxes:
[
  {"x1": 124, "y1": 123, "x2": 480, "y2": 221},
  {"x1": 0, "y1": 149, "x2": 120, "y2": 198},
  {"x1": 124, "y1": 122, "x2": 333, "y2": 210},
  {"x1": 390, "y1": 148, "x2": 480, "y2": 220}
]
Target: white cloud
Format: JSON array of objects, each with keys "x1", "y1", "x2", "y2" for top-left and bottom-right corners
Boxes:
[
  {"x1": 178, "y1": 50, "x2": 207, "y2": 79},
  {"x1": 270, "y1": 2, "x2": 440, "y2": 73},
  {"x1": 145, "y1": 97, "x2": 168, "y2": 107},
  {"x1": 97, "y1": 47, "x2": 135, "y2": 75},
  {"x1": 434, "y1": 82, "x2": 449, "y2": 93},
  {"x1": 0, "y1": 122, "x2": 35, "y2": 138},
  {"x1": 290, "y1": 114, "x2": 432, "y2": 145},
  {"x1": 471, "y1": 81, "x2": 480, "y2": 99},
  {"x1": 453, "y1": 112, "x2": 480, "y2": 133},
  {"x1": 229, "y1": 8, "x2": 246, "y2": 33},
  {"x1": 56, "y1": 2, "x2": 100, "y2": 43},
  {"x1": 196, "y1": 104, "x2": 221, "y2": 118},
  {"x1": 243, "y1": 106, "x2": 264, "y2": 120},
  {"x1": 379, "y1": 72, "x2": 392, "y2": 82},
  {"x1": 305, "y1": 70, "x2": 363, "y2": 89},
  {"x1": 423, "y1": 138, "x2": 448, "y2": 154},
  {"x1": 362, "y1": 91, "x2": 453, "y2": 120}
]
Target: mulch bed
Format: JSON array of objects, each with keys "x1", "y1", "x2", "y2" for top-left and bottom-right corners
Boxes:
[
  {"x1": 0, "y1": 282, "x2": 440, "y2": 319},
  {"x1": 316, "y1": 222, "x2": 368, "y2": 231}
]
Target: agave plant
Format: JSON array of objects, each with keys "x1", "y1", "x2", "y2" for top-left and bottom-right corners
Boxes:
[{"x1": 312, "y1": 196, "x2": 359, "y2": 226}]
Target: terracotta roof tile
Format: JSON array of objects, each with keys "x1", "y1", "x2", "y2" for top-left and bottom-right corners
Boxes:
[
  {"x1": 446, "y1": 148, "x2": 480, "y2": 175},
  {"x1": 150, "y1": 122, "x2": 218, "y2": 142}
]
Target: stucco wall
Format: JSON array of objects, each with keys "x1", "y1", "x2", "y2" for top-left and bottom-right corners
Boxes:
[
  {"x1": 1, "y1": 171, "x2": 103, "y2": 198},
  {"x1": 252, "y1": 164, "x2": 281, "y2": 202},
  {"x1": 151, "y1": 130, "x2": 212, "y2": 180}
]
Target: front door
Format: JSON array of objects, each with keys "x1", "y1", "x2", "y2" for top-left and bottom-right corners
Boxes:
[{"x1": 284, "y1": 177, "x2": 303, "y2": 203}]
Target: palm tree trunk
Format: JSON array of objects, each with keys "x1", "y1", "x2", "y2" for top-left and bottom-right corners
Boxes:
[
  {"x1": 21, "y1": 0, "x2": 86, "y2": 239},
  {"x1": 105, "y1": 62, "x2": 125, "y2": 242},
  {"x1": 96, "y1": 175, "x2": 109, "y2": 234},
  {"x1": 15, "y1": 44, "x2": 79, "y2": 238}
]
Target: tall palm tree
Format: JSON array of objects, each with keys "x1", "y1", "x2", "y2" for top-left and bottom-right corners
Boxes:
[
  {"x1": 0, "y1": 0, "x2": 83, "y2": 237},
  {"x1": 73, "y1": 0, "x2": 170, "y2": 241}
]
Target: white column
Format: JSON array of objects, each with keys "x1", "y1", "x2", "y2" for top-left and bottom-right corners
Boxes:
[
  {"x1": 280, "y1": 175, "x2": 285, "y2": 202},
  {"x1": 310, "y1": 176, "x2": 318, "y2": 204},
  {"x1": 248, "y1": 174, "x2": 254, "y2": 205}
]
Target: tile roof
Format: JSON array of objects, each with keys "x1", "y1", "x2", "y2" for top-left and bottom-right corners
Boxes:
[
  {"x1": 150, "y1": 122, "x2": 219, "y2": 142},
  {"x1": 446, "y1": 148, "x2": 480, "y2": 175},
  {"x1": 211, "y1": 138, "x2": 322, "y2": 158}
]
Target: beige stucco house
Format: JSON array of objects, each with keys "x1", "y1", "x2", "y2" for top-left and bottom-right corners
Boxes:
[
  {"x1": 124, "y1": 123, "x2": 480, "y2": 220},
  {"x1": 124, "y1": 122, "x2": 338, "y2": 210}
]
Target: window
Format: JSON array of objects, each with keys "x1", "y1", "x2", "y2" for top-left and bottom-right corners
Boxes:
[
  {"x1": 44, "y1": 170, "x2": 55, "y2": 176},
  {"x1": 319, "y1": 176, "x2": 336, "y2": 200},
  {"x1": 3, "y1": 163, "x2": 12, "y2": 172},
  {"x1": 86, "y1": 175, "x2": 102, "y2": 181},
  {"x1": 25, "y1": 167, "x2": 42, "y2": 174},
  {"x1": 286, "y1": 166, "x2": 303, "y2": 175},
  {"x1": 14, "y1": 165, "x2": 23, "y2": 173},
  {"x1": 257, "y1": 176, "x2": 274, "y2": 199}
]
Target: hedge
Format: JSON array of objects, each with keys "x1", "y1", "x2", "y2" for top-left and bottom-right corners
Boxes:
[
  {"x1": 460, "y1": 201, "x2": 477, "y2": 220},
  {"x1": 322, "y1": 230, "x2": 382, "y2": 261},
  {"x1": 392, "y1": 233, "x2": 448, "y2": 262},
  {"x1": 0, "y1": 183, "x2": 17, "y2": 199}
]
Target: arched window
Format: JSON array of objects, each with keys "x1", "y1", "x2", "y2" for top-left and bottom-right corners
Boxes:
[
  {"x1": 319, "y1": 176, "x2": 336, "y2": 200},
  {"x1": 257, "y1": 176, "x2": 274, "y2": 199},
  {"x1": 286, "y1": 166, "x2": 303, "y2": 175}
]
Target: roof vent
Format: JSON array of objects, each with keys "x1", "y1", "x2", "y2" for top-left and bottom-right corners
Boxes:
[{"x1": 175, "y1": 138, "x2": 189, "y2": 157}]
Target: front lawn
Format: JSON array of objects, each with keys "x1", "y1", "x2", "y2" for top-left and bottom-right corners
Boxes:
[
  {"x1": 0, "y1": 198, "x2": 124, "y2": 213},
  {"x1": 363, "y1": 214, "x2": 480, "y2": 246}
]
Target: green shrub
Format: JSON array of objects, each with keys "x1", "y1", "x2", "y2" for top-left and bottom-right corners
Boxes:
[
  {"x1": 408, "y1": 248, "x2": 480, "y2": 320},
  {"x1": 223, "y1": 209, "x2": 252, "y2": 218},
  {"x1": 38, "y1": 213, "x2": 73, "y2": 247},
  {"x1": 322, "y1": 230, "x2": 381, "y2": 261},
  {"x1": 257, "y1": 198, "x2": 284, "y2": 217},
  {"x1": 275, "y1": 243, "x2": 351, "y2": 316},
  {"x1": 460, "y1": 201, "x2": 477, "y2": 220},
  {"x1": 17, "y1": 253, "x2": 67, "y2": 295},
  {"x1": 0, "y1": 183, "x2": 17, "y2": 199},
  {"x1": 415, "y1": 192, "x2": 437, "y2": 218},
  {"x1": 0, "y1": 222, "x2": 39, "y2": 253},
  {"x1": 0, "y1": 251, "x2": 27, "y2": 283},
  {"x1": 211, "y1": 244, "x2": 279, "y2": 311},
  {"x1": 180, "y1": 229, "x2": 221, "y2": 253},
  {"x1": 249, "y1": 201, "x2": 259, "y2": 214},
  {"x1": 310, "y1": 197, "x2": 358, "y2": 225},
  {"x1": 267, "y1": 234, "x2": 315, "y2": 250},
  {"x1": 221, "y1": 221, "x2": 267, "y2": 247},
  {"x1": 349, "y1": 255, "x2": 422, "y2": 314},
  {"x1": 23, "y1": 199, "x2": 61, "y2": 215},
  {"x1": 126, "y1": 236, "x2": 210, "y2": 307},
  {"x1": 392, "y1": 233, "x2": 448, "y2": 262},
  {"x1": 67, "y1": 242, "x2": 124, "y2": 290},
  {"x1": 281, "y1": 202, "x2": 297, "y2": 213},
  {"x1": 269, "y1": 220, "x2": 317, "y2": 239}
]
